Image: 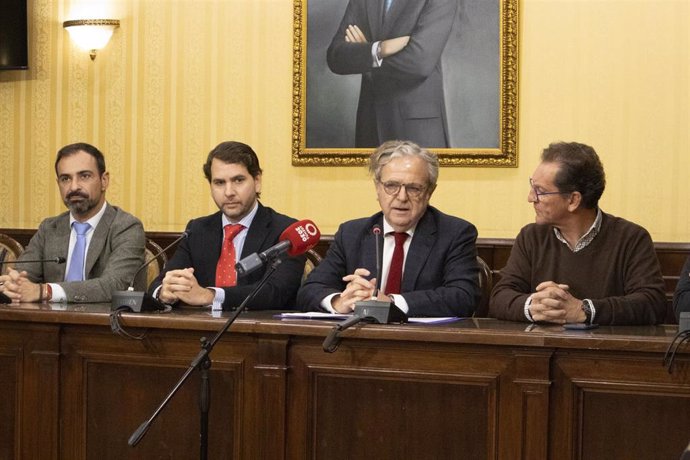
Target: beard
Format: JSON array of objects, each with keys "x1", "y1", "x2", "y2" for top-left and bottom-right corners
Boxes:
[{"x1": 64, "y1": 191, "x2": 99, "y2": 217}]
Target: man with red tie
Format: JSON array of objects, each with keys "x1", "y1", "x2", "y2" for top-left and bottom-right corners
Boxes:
[
  {"x1": 149, "y1": 141, "x2": 305, "y2": 311},
  {"x1": 297, "y1": 140, "x2": 479, "y2": 317}
]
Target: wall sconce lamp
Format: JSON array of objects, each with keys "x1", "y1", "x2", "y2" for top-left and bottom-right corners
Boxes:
[{"x1": 63, "y1": 19, "x2": 120, "y2": 61}]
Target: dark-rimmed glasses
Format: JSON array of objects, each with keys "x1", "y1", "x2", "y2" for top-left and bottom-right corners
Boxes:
[
  {"x1": 378, "y1": 181, "x2": 427, "y2": 198},
  {"x1": 529, "y1": 178, "x2": 570, "y2": 202}
]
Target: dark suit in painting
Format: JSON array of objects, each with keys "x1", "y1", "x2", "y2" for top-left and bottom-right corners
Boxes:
[
  {"x1": 149, "y1": 204, "x2": 305, "y2": 310},
  {"x1": 297, "y1": 206, "x2": 479, "y2": 317},
  {"x1": 327, "y1": 0, "x2": 458, "y2": 148}
]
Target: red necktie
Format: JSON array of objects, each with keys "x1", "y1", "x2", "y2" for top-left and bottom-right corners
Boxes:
[
  {"x1": 385, "y1": 232, "x2": 408, "y2": 295},
  {"x1": 215, "y1": 224, "x2": 243, "y2": 287}
]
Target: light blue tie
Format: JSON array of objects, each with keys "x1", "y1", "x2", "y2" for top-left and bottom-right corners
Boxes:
[
  {"x1": 384, "y1": 0, "x2": 394, "y2": 13},
  {"x1": 65, "y1": 222, "x2": 91, "y2": 281}
]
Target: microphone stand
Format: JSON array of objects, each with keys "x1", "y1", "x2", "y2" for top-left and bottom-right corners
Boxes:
[{"x1": 128, "y1": 257, "x2": 283, "y2": 459}]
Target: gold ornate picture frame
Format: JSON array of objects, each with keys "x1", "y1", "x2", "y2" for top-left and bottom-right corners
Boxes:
[{"x1": 292, "y1": 0, "x2": 519, "y2": 167}]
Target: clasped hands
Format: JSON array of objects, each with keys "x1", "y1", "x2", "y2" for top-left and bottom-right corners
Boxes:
[
  {"x1": 331, "y1": 268, "x2": 391, "y2": 314},
  {"x1": 159, "y1": 268, "x2": 215, "y2": 306},
  {"x1": 528, "y1": 281, "x2": 586, "y2": 324},
  {"x1": 0, "y1": 269, "x2": 41, "y2": 303}
]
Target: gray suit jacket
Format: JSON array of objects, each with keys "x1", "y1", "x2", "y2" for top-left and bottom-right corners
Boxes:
[
  {"x1": 327, "y1": 0, "x2": 458, "y2": 148},
  {"x1": 19, "y1": 203, "x2": 146, "y2": 302}
]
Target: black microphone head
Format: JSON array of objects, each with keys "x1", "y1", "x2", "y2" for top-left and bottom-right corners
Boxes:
[
  {"x1": 55, "y1": 257, "x2": 66, "y2": 264},
  {"x1": 372, "y1": 225, "x2": 382, "y2": 235}
]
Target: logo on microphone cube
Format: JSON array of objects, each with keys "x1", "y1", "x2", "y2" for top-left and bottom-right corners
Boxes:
[{"x1": 296, "y1": 222, "x2": 319, "y2": 243}]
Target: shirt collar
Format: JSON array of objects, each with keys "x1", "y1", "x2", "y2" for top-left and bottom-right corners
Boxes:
[
  {"x1": 222, "y1": 201, "x2": 259, "y2": 230},
  {"x1": 553, "y1": 208, "x2": 603, "y2": 252},
  {"x1": 382, "y1": 217, "x2": 416, "y2": 237},
  {"x1": 69, "y1": 201, "x2": 107, "y2": 232}
]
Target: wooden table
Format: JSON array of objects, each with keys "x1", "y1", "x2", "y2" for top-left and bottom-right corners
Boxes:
[{"x1": 1, "y1": 304, "x2": 688, "y2": 459}]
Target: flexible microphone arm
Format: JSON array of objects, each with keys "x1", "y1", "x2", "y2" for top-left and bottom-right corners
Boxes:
[
  {"x1": 0, "y1": 256, "x2": 66, "y2": 266},
  {"x1": 322, "y1": 224, "x2": 408, "y2": 353},
  {"x1": 127, "y1": 231, "x2": 189, "y2": 290},
  {"x1": 372, "y1": 225, "x2": 382, "y2": 298},
  {"x1": 322, "y1": 314, "x2": 365, "y2": 353},
  {"x1": 111, "y1": 231, "x2": 190, "y2": 313}
]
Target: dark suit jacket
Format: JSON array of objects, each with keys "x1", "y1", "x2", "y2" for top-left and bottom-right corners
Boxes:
[
  {"x1": 19, "y1": 204, "x2": 146, "y2": 302},
  {"x1": 673, "y1": 256, "x2": 690, "y2": 320},
  {"x1": 327, "y1": 0, "x2": 458, "y2": 148},
  {"x1": 297, "y1": 206, "x2": 479, "y2": 317},
  {"x1": 149, "y1": 204, "x2": 305, "y2": 310}
]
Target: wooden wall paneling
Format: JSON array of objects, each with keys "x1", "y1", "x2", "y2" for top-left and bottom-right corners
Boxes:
[
  {"x1": 0, "y1": 347, "x2": 16, "y2": 460},
  {"x1": 252, "y1": 335, "x2": 290, "y2": 460},
  {"x1": 286, "y1": 337, "x2": 529, "y2": 460},
  {"x1": 549, "y1": 349, "x2": 690, "y2": 460},
  {"x1": 2, "y1": 307, "x2": 690, "y2": 459},
  {"x1": 0, "y1": 323, "x2": 60, "y2": 460},
  {"x1": 505, "y1": 349, "x2": 553, "y2": 460},
  {"x1": 58, "y1": 325, "x2": 257, "y2": 459}
]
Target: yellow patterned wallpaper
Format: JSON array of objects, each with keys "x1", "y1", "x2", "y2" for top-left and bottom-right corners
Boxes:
[{"x1": 0, "y1": 0, "x2": 689, "y2": 242}]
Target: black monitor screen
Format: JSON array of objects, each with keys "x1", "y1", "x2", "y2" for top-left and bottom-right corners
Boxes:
[{"x1": 0, "y1": 0, "x2": 29, "y2": 70}]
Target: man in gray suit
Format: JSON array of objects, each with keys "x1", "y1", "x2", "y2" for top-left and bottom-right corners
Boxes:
[
  {"x1": 327, "y1": 0, "x2": 458, "y2": 148},
  {"x1": 0, "y1": 143, "x2": 145, "y2": 303},
  {"x1": 297, "y1": 140, "x2": 479, "y2": 317}
]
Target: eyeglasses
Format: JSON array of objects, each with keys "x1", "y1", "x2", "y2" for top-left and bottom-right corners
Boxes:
[
  {"x1": 378, "y1": 180, "x2": 427, "y2": 198},
  {"x1": 529, "y1": 178, "x2": 570, "y2": 202}
]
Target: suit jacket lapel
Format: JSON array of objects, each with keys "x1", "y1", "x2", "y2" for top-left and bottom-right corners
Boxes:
[
  {"x1": 54, "y1": 213, "x2": 72, "y2": 280},
  {"x1": 368, "y1": 0, "x2": 384, "y2": 39},
  {"x1": 381, "y1": 0, "x2": 405, "y2": 35},
  {"x1": 205, "y1": 212, "x2": 224, "y2": 280},
  {"x1": 240, "y1": 204, "x2": 270, "y2": 259},
  {"x1": 85, "y1": 204, "x2": 115, "y2": 276},
  {"x1": 362, "y1": 214, "x2": 383, "y2": 284},
  {"x1": 402, "y1": 209, "x2": 435, "y2": 291}
]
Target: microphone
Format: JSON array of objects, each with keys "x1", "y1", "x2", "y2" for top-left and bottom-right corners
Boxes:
[
  {"x1": 371, "y1": 225, "x2": 383, "y2": 297},
  {"x1": 235, "y1": 219, "x2": 320, "y2": 277},
  {"x1": 353, "y1": 225, "x2": 407, "y2": 323},
  {"x1": 129, "y1": 231, "x2": 190, "y2": 290},
  {"x1": 111, "y1": 230, "x2": 190, "y2": 313},
  {"x1": 322, "y1": 225, "x2": 407, "y2": 353},
  {"x1": 0, "y1": 257, "x2": 67, "y2": 303},
  {"x1": 0, "y1": 256, "x2": 66, "y2": 266}
]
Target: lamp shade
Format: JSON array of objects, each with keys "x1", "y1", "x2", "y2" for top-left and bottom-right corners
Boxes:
[{"x1": 63, "y1": 19, "x2": 120, "y2": 59}]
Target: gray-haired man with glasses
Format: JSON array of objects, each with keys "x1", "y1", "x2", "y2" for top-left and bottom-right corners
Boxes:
[
  {"x1": 489, "y1": 141, "x2": 666, "y2": 325},
  {"x1": 297, "y1": 140, "x2": 480, "y2": 317}
]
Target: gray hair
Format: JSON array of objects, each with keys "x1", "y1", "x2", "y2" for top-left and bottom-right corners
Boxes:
[{"x1": 368, "y1": 140, "x2": 439, "y2": 187}]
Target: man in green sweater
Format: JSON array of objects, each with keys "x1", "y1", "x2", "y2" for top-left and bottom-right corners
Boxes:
[{"x1": 489, "y1": 141, "x2": 666, "y2": 325}]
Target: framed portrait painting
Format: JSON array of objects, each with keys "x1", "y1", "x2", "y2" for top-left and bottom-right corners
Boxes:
[{"x1": 292, "y1": 0, "x2": 518, "y2": 166}]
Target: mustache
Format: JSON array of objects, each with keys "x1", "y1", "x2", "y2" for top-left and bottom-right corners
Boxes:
[{"x1": 66, "y1": 191, "x2": 88, "y2": 200}]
